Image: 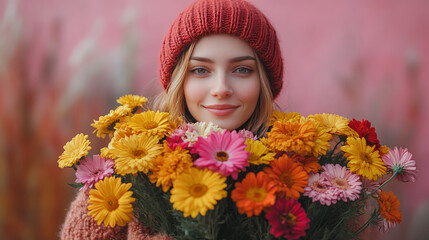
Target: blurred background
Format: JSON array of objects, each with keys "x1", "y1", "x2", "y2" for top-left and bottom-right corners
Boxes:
[{"x1": 0, "y1": 0, "x2": 428, "y2": 239}]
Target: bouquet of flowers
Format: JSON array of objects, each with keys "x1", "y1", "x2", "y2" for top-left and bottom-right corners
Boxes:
[{"x1": 58, "y1": 94, "x2": 417, "y2": 240}]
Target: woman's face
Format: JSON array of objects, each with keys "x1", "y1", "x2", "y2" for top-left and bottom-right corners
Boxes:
[{"x1": 183, "y1": 34, "x2": 261, "y2": 131}]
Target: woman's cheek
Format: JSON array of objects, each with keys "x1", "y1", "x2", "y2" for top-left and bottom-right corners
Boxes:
[
  {"x1": 184, "y1": 79, "x2": 208, "y2": 103},
  {"x1": 233, "y1": 79, "x2": 260, "y2": 102}
]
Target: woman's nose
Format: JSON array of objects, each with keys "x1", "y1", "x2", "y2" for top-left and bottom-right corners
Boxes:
[{"x1": 210, "y1": 73, "x2": 233, "y2": 99}]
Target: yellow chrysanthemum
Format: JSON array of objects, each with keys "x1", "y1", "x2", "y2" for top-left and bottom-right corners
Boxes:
[
  {"x1": 116, "y1": 94, "x2": 148, "y2": 112},
  {"x1": 169, "y1": 116, "x2": 184, "y2": 131},
  {"x1": 170, "y1": 168, "x2": 227, "y2": 218},
  {"x1": 149, "y1": 145, "x2": 194, "y2": 192},
  {"x1": 341, "y1": 137, "x2": 387, "y2": 181},
  {"x1": 58, "y1": 133, "x2": 91, "y2": 168},
  {"x1": 307, "y1": 113, "x2": 358, "y2": 137},
  {"x1": 127, "y1": 111, "x2": 171, "y2": 139},
  {"x1": 245, "y1": 138, "x2": 276, "y2": 165},
  {"x1": 110, "y1": 134, "x2": 163, "y2": 175},
  {"x1": 269, "y1": 111, "x2": 302, "y2": 126},
  {"x1": 312, "y1": 126, "x2": 334, "y2": 157},
  {"x1": 100, "y1": 147, "x2": 112, "y2": 159},
  {"x1": 113, "y1": 115, "x2": 132, "y2": 131},
  {"x1": 91, "y1": 105, "x2": 132, "y2": 139},
  {"x1": 88, "y1": 176, "x2": 135, "y2": 227},
  {"x1": 267, "y1": 120, "x2": 331, "y2": 156},
  {"x1": 101, "y1": 123, "x2": 135, "y2": 159}
]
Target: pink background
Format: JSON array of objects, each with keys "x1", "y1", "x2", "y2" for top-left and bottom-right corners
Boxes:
[{"x1": 0, "y1": 0, "x2": 428, "y2": 239}]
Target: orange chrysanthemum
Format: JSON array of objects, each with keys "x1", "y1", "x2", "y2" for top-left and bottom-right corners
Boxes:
[
  {"x1": 231, "y1": 172, "x2": 277, "y2": 217},
  {"x1": 267, "y1": 120, "x2": 331, "y2": 157},
  {"x1": 149, "y1": 145, "x2": 194, "y2": 192},
  {"x1": 291, "y1": 154, "x2": 321, "y2": 174},
  {"x1": 264, "y1": 155, "x2": 309, "y2": 199},
  {"x1": 378, "y1": 191, "x2": 402, "y2": 224}
]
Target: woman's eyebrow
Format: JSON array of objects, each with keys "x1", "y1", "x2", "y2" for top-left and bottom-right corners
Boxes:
[
  {"x1": 190, "y1": 56, "x2": 213, "y2": 63},
  {"x1": 229, "y1": 56, "x2": 256, "y2": 63},
  {"x1": 190, "y1": 56, "x2": 256, "y2": 63}
]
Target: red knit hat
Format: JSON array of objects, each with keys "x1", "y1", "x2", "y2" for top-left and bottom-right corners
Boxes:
[{"x1": 160, "y1": 0, "x2": 284, "y2": 99}]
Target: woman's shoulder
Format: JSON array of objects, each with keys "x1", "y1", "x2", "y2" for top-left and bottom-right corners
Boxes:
[{"x1": 60, "y1": 190, "x2": 174, "y2": 240}]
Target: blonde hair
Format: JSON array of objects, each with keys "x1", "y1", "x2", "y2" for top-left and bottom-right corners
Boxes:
[{"x1": 152, "y1": 42, "x2": 274, "y2": 137}]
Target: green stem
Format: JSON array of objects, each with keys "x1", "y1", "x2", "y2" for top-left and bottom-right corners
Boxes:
[
  {"x1": 353, "y1": 220, "x2": 371, "y2": 236},
  {"x1": 353, "y1": 212, "x2": 378, "y2": 236},
  {"x1": 367, "y1": 171, "x2": 397, "y2": 198},
  {"x1": 329, "y1": 139, "x2": 343, "y2": 158}
]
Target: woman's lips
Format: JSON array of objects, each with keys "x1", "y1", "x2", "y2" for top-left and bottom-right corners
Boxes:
[{"x1": 203, "y1": 104, "x2": 239, "y2": 116}]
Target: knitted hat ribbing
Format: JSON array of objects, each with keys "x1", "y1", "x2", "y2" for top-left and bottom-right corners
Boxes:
[{"x1": 160, "y1": 0, "x2": 284, "y2": 99}]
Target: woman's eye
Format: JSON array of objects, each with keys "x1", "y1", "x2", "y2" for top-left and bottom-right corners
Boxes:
[
  {"x1": 190, "y1": 67, "x2": 209, "y2": 75},
  {"x1": 234, "y1": 67, "x2": 253, "y2": 74}
]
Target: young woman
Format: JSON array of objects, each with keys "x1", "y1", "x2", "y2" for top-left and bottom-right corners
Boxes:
[{"x1": 60, "y1": 0, "x2": 284, "y2": 239}]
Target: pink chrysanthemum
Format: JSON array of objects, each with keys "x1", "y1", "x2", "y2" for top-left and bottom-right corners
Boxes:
[
  {"x1": 166, "y1": 123, "x2": 193, "y2": 150},
  {"x1": 237, "y1": 129, "x2": 257, "y2": 140},
  {"x1": 361, "y1": 178, "x2": 381, "y2": 197},
  {"x1": 379, "y1": 218, "x2": 398, "y2": 232},
  {"x1": 303, "y1": 172, "x2": 336, "y2": 206},
  {"x1": 193, "y1": 131, "x2": 249, "y2": 179},
  {"x1": 322, "y1": 164, "x2": 362, "y2": 202},
  {"x1": 166, "y1": 134, "x2": 189, "y2": 150},
  {"x1": 382, "y1": 147, "x2": 416, "y2": 182},
  {"x1": 265, "y1": 198, "x2": 310, "y2": 240},
  {"x1": 76, "y1": 155, "x2": 115, "y2": 191}
]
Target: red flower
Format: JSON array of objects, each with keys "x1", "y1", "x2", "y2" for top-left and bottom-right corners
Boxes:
[
  {"x1": 348, "y1": 119, "x2": 380, "y2": 150},
  {"x1": 265, "y1": 198, "x2": 310, "y2": 239}
]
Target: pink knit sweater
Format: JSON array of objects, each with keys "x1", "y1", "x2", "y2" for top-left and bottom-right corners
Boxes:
[{"x1": 60, "y1": 191, "x2": 174, "y2": 240}]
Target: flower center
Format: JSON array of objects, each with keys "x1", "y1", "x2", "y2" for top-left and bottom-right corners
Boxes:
[
  {"x1": 216, "y1": 151, "x2": 229, "y2": 162},
  {"x1": 132, "y1": 149, "x2": 147, "y2": 158},
  {"x1": 92, "y1": 169, "x2": 102, "y2": 176},
  {"x1": 385, "y1": 201, "x2": 392, "y2": 213},
  {"x1": 279, "y1": 173, "x2": 294, "y2": 188},
  {"x1": 333, "y1": 177, "x2": 349, "y2": 190},
  {"x1": 311, "y1": 181, "x2": 327, "y2": 192},
  {"x1": 104, "y1": 195, "x2": 119, "y2": 211},
  {"x1": 280, "y1": 212, "x2": 296, "y2": 226},
  {"x1": 246, "y1": 187, "x2": 267, "y2": 202},
  {"x1": 360, "y1": 152, "x2": 373, "y2": 164},
  {"x1": 143, "y1": 120, "x2": 159, "y2": 130},
  {"x1": 189, "y1": 184, "x2": 208, "y2": 198}
]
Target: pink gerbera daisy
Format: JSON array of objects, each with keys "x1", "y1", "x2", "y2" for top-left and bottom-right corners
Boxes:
[
  {"x1": 76, "y1": 155, "x2": 115, "y2": 191},
  {"x1": 382, "y1": 147, "x2": 416, "y2": 182},
  {"x1": 265, "y1": 198, "x2": 310, "y2": 240},
  {"x1": 303, "y1": 172, "x2": 336, "y2": 206},
  {"x1": 322, "y1": 164, "x2": 362, "y2": 202},
  {"x1": 193, "y1": 130, "x2": 249, "y2": 179}
]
